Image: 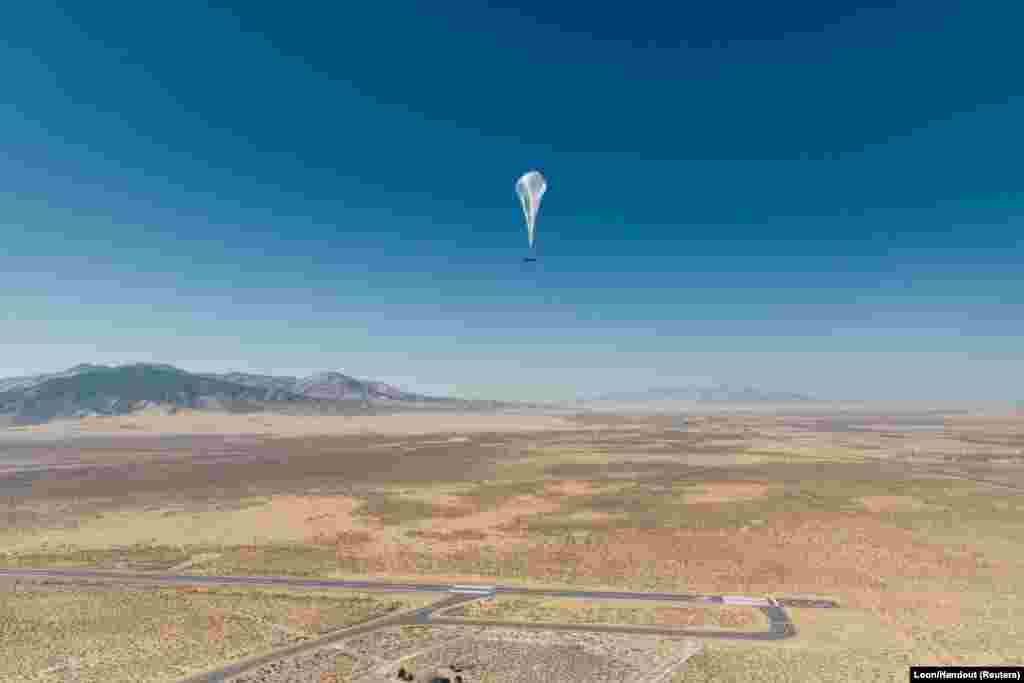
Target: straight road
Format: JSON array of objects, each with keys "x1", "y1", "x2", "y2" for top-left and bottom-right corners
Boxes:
[
  {"x1": 0, "y1": 567, "x2": 838, "y2": 608},
  {"x1": 1, "y1": 567, "x2": 837, "y2": 681},
  {"x1": 0, "y1": 567, "x2": 456, "y2": 593}
]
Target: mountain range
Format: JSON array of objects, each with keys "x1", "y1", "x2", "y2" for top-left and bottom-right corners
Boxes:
[
  {"x1": 0, "y1": 365, "x2": 818, "y2": 427},
  {"x1": 0, "y1": 363, "x2": 448, "y2": 426}
]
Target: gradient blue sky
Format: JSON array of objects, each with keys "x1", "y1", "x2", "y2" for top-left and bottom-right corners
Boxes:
[{"x1": 2, "y1": 2, "x2": 1022, "y2": 400}]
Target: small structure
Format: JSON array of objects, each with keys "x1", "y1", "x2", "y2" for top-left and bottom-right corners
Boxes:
[
  {"x1": 426, "y1": 665, "x2": 471, "y2": 683},
  {"x1": 42, "y1": 656, "x2": 80, "y2": 683},
  {"x1": 270, "y1": 624, "x2": 290, "y2": 647},
  {"x1": 64, "y1": 657, "x2": 81, "y2": 683},
  {"x1": 396, "y1": 662, "x2": 470, "y2": 682},
  {"x1": 421, "y1": 669, "x2": 455, "y2": 683}
]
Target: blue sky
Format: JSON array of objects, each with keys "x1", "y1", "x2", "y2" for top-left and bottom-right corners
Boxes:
[{"x1": 2, "y1": 2, "x2": 1022, "y2": 401}]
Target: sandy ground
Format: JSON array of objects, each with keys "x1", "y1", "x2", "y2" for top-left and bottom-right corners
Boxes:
[
  {"x1": 9, "y1": 411, "x2": 583, "y2": 438},
  {"x1": 684, "y1": 483, "x2": 769, "y2": 504},
  {"x1": 5, "y1": 411, "x2": 1024, "y2": 681},
  {"x1": 223, "y1": 624, "x2": 703, "y2": 683},
  {"x1": 857, "y1": 495, "x2": 940, "y2": 513},
  {"x1": 441, "y1": 595, "x2": 762, "y2": 629},
  {"x1": 2, "y1": 495, "x2": 372, "y2": 552},
  {"x1": 0, "y1": 581, "x2": 435, "y2": 683},
  {"x1": 1, "y1": 482, "x2": 585, "y2": 554}
]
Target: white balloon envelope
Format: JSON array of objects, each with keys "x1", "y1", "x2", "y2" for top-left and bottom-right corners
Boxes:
[{"x1": 515, "y1": 170, "x2": 547, "y2": 249}]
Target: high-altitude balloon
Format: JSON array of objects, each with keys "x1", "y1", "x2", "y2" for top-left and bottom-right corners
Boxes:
[{"x1": 515, "y1": 170, "x2": 547, "y2": 248}]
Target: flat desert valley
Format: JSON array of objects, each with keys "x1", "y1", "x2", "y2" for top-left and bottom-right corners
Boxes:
[{"x1": 2, "y1": 407, "x2": 1024, "y2": 682}]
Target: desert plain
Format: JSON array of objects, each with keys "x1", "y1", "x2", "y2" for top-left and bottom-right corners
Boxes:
[{"x1": 2, "y1": 407, "x2": 1024, "y2": 681}]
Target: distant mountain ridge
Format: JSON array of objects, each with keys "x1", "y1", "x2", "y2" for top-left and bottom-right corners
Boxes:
[
  {"x1": 0, "y1": 363, "x2": 108, "y2": 393},
  {"x1": 590, "y1": 383, "x2": 815, "y2": 403},
  {"x1": 0, "y1": 363, "x2": 447, "y2": 425},
  {"x1": 204, "y1": 370, "x2": 428, "y2": 401}
]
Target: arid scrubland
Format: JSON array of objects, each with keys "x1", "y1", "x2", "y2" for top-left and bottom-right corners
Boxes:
[
  {"x1": 439, "y1": 596, "x2": 761, "y2": 629},
  {"x1": 2, "y1": 410, "x2": 1024, "y2": 680},
  {"x1": 0, "y1": 580, "x2": 436, "y2": 683},
  {"x1": 241, "y1": 624, "x2": 704, "y2": 683}
]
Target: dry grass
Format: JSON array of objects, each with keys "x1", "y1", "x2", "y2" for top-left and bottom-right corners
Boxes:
[
  {"x1": 0, "y1": 581, "x2": 436, "y2": 683},
  {"x1": 857, "y1": 495, "x2": 939, "y2": 513},
  {"x1": 334, "y1": 625, "x2": 702, "y2": 683},
  {"x1": 684, "y1": 483, "x2": 769, "y2": 504},
  {"x1": 8, "y1": 432, "x2": 540, "y2": 502},
  {"x1": 406, "y1": 529, "x2": 490, "y2": 542},
  {"x1": 5, "y1": 412, "x2": 1024, "y2": 681},
  {"x1": 672, "y1": 642, "x2": 911, "y2": 682},
  {"x1": 15, "y1": 411, "x2": 580, "y2": 437},
  {"x1": 0, "y1": 545, "x2": 194, "y2": 571},
  {"x1": 672, "y1": 592, "x2": 1024, "y2": 682},
  {"x1": 440, "y1": 596, "x2": 761, "y2": 629},
  {"x1": 1, "y1": 495, "x2": 374, "y2": 553}
]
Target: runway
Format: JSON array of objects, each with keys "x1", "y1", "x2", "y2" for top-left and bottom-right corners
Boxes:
[
  {"x1": 0, "y1": 567, "x2": 837, "y2": 682},
  {"x1": 0, "y1": 567, "x2": 838, "y2": 608}
]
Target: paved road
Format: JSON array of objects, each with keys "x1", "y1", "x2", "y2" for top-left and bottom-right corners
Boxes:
[
  {"x1": 0, "y1": 568, "x2": 838, "y2": 608},
  {"x1": 179, "y1": 595, "x2": 795, "y2": 682},
  {"x1": 429, "y1": 610, "x2": 792, "y2": 641},
  {"x1": 429, "y1": 594, "x2": 798, "y2": 641},
  {"x1": 176, "y1": 593, "x2": 480, "y2": 683},
  {"x1": 1, "y1": 567, "x2": 837, "y2": 681},
  {"x1": 0, "y1": 567, "x2": 458, "y2": 593}
]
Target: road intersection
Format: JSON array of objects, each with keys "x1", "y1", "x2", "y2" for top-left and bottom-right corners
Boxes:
[{"x1": 0, "y1": 567, "x2": 838, "y2": 682}]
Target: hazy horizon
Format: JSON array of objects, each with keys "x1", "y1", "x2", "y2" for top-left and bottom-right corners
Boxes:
[
  {"x1": 2, "y1": 360, "x2": 1022, "y2": 406},
  {"x1": 3, "y1": 3, "x2": 1022, "y2": 403}
]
